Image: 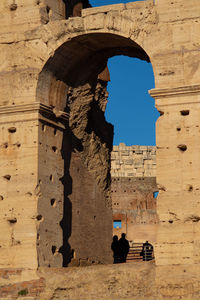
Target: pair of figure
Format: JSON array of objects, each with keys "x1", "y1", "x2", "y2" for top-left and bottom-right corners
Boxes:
[{"x1": 111, "y1": 233, "x2": 130, "y2": 264}]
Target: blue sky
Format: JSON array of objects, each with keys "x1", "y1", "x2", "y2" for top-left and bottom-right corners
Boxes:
[
  {"x1": 90, "y1": 0, "x2": 142, "y2": 6},
  {"x1": 90, "y1": 0, "x2": 159, "y2": 146}
]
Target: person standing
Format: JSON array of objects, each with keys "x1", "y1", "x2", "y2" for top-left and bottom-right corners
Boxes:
[
  {"x1": 118, "y1": 233, "x2": 130, "y2": 263},
  {"x1": 111, "y1": 235, "x2": 120, "y2": 264},
  {"x1": 141, "y1": 241, "x2": 154, "y2": 261}
]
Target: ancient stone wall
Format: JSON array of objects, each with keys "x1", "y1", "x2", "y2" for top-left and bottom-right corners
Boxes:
[
  {"x1": 111, "y1": 143, "x2": 156, "y2": 178},
  {"x1": 68, "y1": 152, "x2": 112, "y2": 266},
  {"x1": 0, "y1": 64, "x2": 113, "y2": 271},
  {"x1": 111, "y1": 144, "x2": 158, "y2": 243},
  {"x1": 65, "y1": 81, "x2": 113, "y2": 266},
  {"x1": 1, "y1": 0, "x2": 200, "y2": 295},
  {"x1": 37, "y1": 116, "x2": 65, "y2": 268},
  {"x1": 36, "y1": 79, "x2": 114, "y2": 267},
  {"x1": 0, "y1": 111, "x2": 39, "y2": 270},
  {"x1": 0, "y1": 0, "x2": 65, "y2": 31}
]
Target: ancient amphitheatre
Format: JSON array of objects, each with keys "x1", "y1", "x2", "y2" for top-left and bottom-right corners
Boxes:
[{"x1": 1, "y1": 0, "x2": 200, "y2": 298}]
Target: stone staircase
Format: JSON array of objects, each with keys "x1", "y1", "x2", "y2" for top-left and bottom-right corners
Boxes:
[{"x1": 126, "y1": 243, "x2": 143, "y2": 262}]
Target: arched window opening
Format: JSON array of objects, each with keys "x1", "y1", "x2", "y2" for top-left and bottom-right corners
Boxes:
[{"x1": 106, "y1": 56, "x2": 159, "y2": 263}]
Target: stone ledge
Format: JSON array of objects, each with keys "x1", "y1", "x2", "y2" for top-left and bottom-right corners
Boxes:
[
  {"x1": 82, "y1": 4, "x2": 126, "y2": 17},
  {"x1": 0, "y1": 103, "x2": 67, "y2": 117},
  {"x1": 0, "y1": 103, "x2": 69, "y2": 127},
  {"x1": 149, "y1": 85, "x2": 200, "y2": 99},
  {"x1": 82, "y1": 0, "x2": 154, "y2": 17}
]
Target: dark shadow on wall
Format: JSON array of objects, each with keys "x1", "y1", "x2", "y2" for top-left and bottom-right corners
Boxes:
[
  {"x1": 59, "y1": 125, "x2": 83, "y2": 267},
  {"x1": 86, "y1": 80, "x2": 113, "y2": 154},
  {"x1": 58, "y1": 78, "x2": 114, "y2": 266}
]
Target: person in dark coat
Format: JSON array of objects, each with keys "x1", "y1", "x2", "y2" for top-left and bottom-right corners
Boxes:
[
  {"x1": 63, "y1": 0, "x2": 92, "y2": 18},
  {"x1": 111, "y1": 235, "x2": 120, "y2": 264},
  {"x1": 118, "y1": 233, "x2": 130, "y2": 263},
  {"x1": 140, "y1": 241, "x2": 154, "y2": 261}
]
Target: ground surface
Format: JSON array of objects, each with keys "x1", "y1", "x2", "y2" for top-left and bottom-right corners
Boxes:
[{"x1": 38, "y1": 262, "x2": 200, "y2": 300}]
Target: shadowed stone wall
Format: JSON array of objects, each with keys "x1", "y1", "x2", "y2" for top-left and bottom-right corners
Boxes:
[{"x1": 63, "y1": 82, "x2": 113, "y2": 266}]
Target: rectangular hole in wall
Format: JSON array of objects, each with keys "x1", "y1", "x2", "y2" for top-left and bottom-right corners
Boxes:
[{"x1": 113, "y1": 220, "x2": 122, "y2": 229}]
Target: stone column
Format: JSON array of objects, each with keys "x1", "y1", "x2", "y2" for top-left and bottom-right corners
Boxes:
[
  {"x1": 150, "y1": 85, "x2": 200, "y2": 265},
  {"x1": 0, "y1": 104, "x2": 39, "y2": 270},
  {"x1": 0, "y1": 103, "x2": 68, "y2": 271}
]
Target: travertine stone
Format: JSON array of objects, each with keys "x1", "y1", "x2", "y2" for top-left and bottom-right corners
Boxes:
[
  {"x1": 111, "y1": 144, "x2": 156, "y2": 178},
  {"x1": 1, "y1": 0, "x2": 200, "y2": 287},
  {"x1": 0, "y1": 108, "x2": 39, "y2": 269},
  {"x1": 150, "y1": 85, "x2": 200, "y2": 266},
  {"x1": 0, "y1": 103, "x2": 67, "y2": 270}
]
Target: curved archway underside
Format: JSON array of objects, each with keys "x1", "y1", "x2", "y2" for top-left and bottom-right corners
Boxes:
[{"x1": 46, "y1": 33, "x2": 150, "y2": 86}]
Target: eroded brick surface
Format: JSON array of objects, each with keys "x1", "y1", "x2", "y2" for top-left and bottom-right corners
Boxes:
[{"x1": 0, "y1": 277, "x2": 45, "y2": 299}]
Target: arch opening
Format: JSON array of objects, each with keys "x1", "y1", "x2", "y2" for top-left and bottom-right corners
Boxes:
[
  {"x1": 36, "y1": 33, "x2": 149, "y2": 109},
  {"x1": 36, "y1": 32, "x2": 157, "y2": 267},
  {"x1": 106, "y1": 55, "x2": 158, "y2": 263}
]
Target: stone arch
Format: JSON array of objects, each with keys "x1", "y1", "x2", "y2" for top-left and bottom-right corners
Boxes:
[
  {"x1": 36, "y1": 32, "x2": 152, "y2": 111},
  {"x1": 36, "y1": 0, "x2": 157, "y2": 107},
  {"x1": 36, "y1": 16, "x2": 158, "y2": 266}
]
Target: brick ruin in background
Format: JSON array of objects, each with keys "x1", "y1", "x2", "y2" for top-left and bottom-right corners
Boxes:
[
  {"x1": 111, "y1": 144, "x2": 158, "y2": 244},
  {"x1": 1, "y1": 0, "x2": 200, "y2": 298}
]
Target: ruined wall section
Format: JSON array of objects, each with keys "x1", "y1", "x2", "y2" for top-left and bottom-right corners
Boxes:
[
  {"x1": 1, "y1": 0, "x2": 200, "y2": 278},
  {"x1": 0, "y1": 0, "x2": 65, "y2": 35},
  {"x1": 68, "y1": 81, "x2": 113, "y2": 206},
  {"x1": 111, "y1": 144, "x2": 158, "y2": 243},
  {"x1": 111, "y1": 144, "x2": 156, "y2": 178},
  {"x1": 36, "y1": 78, "x2": 114, "y2": 267},
  {"x1": 69, "y1": 152, "x2": 113, "y2": 266},
  {"x1": 66, "y1": 80, "x2": 113, "y2": 265}
]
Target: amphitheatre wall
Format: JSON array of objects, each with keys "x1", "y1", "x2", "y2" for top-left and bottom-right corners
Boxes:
[{"x1": 1, "y1": 0, "x2": 200, "y2": 298}]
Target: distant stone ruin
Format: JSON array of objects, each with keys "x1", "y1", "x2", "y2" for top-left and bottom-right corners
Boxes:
[{"x1": 111, "y1": 144, "x2": 158, "y2": 244}]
